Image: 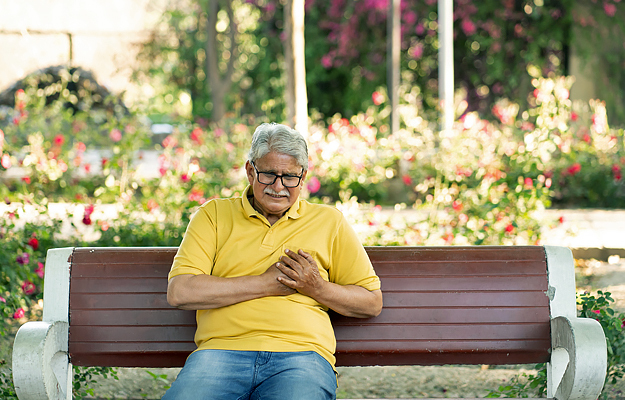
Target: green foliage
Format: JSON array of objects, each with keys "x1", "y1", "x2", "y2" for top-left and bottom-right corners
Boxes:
[
  {"x1": 579, "y1": 291, "x2": 625, "y2": 388},
  {"x1": 485, "y1": 366, "x2": 546, "y2": 398},
  {"x1": 73, "y1": 366, "x2": 119, "y2": 399},
  {"x1": 0, "y1": 363, "x2": 17, "y2": 399}
]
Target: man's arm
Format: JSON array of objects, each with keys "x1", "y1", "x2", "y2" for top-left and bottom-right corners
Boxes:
[
  {"x1": 167, "y1": 264, "x2": 296, "y2": 310},
  {"x1": 275, "y1": 249, "x2": 383, "y2": 318}
]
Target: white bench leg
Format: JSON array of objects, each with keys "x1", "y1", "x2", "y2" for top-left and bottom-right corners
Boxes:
[
  {"x1": 548, "y1": 315, "x2": 607, "y2": 400},
  {"x1": 12, "y1": 321, "x2": 72, "y2": 400}
]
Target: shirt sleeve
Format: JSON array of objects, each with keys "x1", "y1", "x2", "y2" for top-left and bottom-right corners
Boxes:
[
  {"x1": 168, "y1": 202, "x2": 218, "y2": 280},
  {"x1": 328, "y1": 214, "x2": 381, "y2": 291}
]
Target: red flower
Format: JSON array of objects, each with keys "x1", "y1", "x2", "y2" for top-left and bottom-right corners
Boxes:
[
  {"x1": 402, "y1": 175, "x2": 412, "y2": 186},
  {"x1": 505, "y1": 224, "x2": 515, "y2": 233},
  {"x1": 565, "y1": 163, "x2": 582, "y2": 176},
  {"x1": 13, "y1": 308, "x2": 25, "y2": 319},
  {"x1": 28, "y1": 237, "x2": 39, "y2": 250},
  {"x1": 452, "y1": 201, "x2": 463, "y2": 212},
  {"x1": 21, "y1": 280, "x2": 36, "y2": 295},
  {"x1": 571, "y1": 112, "x2": 579, "y2": 122},
  {"x1": 612, "y1": 164, "x2": 622, "y2": 181},
  {"x1": 181, "y1": 174, "x2": 190, "y2": 183},
  {"x1": 53, "y1": 134, "x2": 65, "y2": 146},
  {"x1": 582, "y1": 133, "x2": 591, "y2": 143},
  {"x1": 559, "y1": 216, "x2": 565, "y2": 224},
  {"x1": 21, "y1": 176, "x2": 31, "y2": 184},
  {"x1": 372, "y1": 91, "x2": 384, "y2": 106},
  {"x1": 190, "y1": 127, "x2": 204, "y2": 145}
]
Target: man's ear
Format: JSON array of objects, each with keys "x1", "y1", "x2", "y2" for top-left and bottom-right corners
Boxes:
[
  {"x1": 245, "y1": 161, "x2": 255, "y2": 185},
  {"x1": 299, "y1": 170, "x2": 308, "y2": 188}
]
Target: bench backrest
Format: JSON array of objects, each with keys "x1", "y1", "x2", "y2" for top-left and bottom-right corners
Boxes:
[{"x1": 64, "y1": 246, "x2": 551, "y2": 368}]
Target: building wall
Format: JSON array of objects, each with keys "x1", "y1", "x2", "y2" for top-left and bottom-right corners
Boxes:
[{"x1": 0, "y1": 0, "x2": 166, "y2": 97}]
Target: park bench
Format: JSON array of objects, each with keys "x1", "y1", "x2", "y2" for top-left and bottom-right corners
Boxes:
[{"x1": 13, "y1": 245, "x2": 606, "y2": 400}]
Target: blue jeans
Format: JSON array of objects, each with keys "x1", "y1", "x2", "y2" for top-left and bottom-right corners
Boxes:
[{"x1": 161, "y1": 350, "x2": 337, "y2": 400}]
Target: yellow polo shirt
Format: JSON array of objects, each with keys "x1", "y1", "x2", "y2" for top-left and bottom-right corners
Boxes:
[{"x1": 169, "y1": 186, "x2": 380, "y2": 367}]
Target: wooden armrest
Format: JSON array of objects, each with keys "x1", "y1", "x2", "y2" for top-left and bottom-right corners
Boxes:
[
  {"x1": 548, "y1": 316, "x2": 606, "y2": 400},
  {"x1": 12, "y1": 321, "x2": 71, "y2": 400}
]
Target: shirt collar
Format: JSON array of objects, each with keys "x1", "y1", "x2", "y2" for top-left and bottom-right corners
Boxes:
[{"x1": 242, "y1": 185, "x2": 303, "y2": 221}]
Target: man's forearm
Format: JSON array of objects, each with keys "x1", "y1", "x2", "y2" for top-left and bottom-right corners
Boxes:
[
  {"x1": 167, "y1": 267, "x2": 295, "y2": 310},
  {"x1": 311, "y1": 283, "x2": 383, "y2": 318}
]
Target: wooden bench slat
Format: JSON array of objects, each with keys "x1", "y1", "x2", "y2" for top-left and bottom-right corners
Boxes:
[
  {"x1": 68, "y1": 246, "x2": 552, "y2": 368},
  {"x1": 380, "y1": 276, "x2": 547, "y2": 291},
  {"x1": 384, "y1": 291, "x2": 549, "y2": 307}
]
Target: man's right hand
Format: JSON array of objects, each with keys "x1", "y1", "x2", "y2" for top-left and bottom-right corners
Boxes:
[{"x1": 261, "y1": 263, "x2": 298, "y2": 296}]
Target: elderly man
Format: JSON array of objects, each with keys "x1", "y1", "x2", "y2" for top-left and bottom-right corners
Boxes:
[{"x1": 163, "y1": 122, "x2": 382, "y2": 399}]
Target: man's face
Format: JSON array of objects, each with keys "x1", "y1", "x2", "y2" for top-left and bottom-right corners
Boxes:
[{"x1": 246, "y1": 152, "x2": 307, "y2": 222}]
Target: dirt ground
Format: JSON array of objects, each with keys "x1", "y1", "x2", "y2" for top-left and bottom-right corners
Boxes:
[{"x1": 84, "y1": 258, "x2": 625, "y2": 399}]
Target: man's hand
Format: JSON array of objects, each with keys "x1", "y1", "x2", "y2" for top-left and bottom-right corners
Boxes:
[
  {"x1": 275, "y1": 248, "x2": 383, "y2": 318},
  {"x1": 261, "y1": 263, "x2": 297, "y2": 296},
  {"x1": 275, "y1": 249, "x2": 326, "y2": 298}
]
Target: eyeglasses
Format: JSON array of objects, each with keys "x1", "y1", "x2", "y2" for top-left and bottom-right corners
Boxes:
[{"x1": 251, "y1": 161, "x2": 304, "y2": 188}]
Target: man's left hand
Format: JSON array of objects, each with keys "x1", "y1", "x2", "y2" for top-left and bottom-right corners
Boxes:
[{"x1": 275, "y1": 249, "x2": 325, "y2": 297}]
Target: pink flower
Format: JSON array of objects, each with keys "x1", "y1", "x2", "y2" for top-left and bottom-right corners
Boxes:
[
  {"x1": 1, "y1": 154, "x2": 11, "y2": 169},
  {"x1": 162, "y1": 135, "x2": 177, "y2": 148},
  {"x1": 524, "y1": 177, "x2": 533, "y2": 188},
  {"x1": 35, "y1": 262, "x2": 45, "y2": 278},
  {"x1": 13, "y1": 308, "x2": 25, "y2": 319},
  {"x1": 402, "y1": 175, "x2": 412, "y2": 186},
  {"x1": 17, "y1": 253, "x2": 30, "y2": 265},
  {"x1": 0, "y1": 296, "x2": 5, "y2": 303},
  {"x1": 181, "y1": 174, "x2": 190, "y2": 183},
  {"x1": 461, "y1": 19, "x2": 477, "y2": 36},
  {"x1": 307, "y1": 176, "x2": 321, "y2": 193},
  {"x1": 83, "y1": 204, "x2": 95, "y2": 225},
  {"x1": 321, "y1": 54, "x2": 333, "y2": 69},
  {"x1": 21, "y1": 280, "x2": 36, "y2": 295},
  {"x1": 214, "y1": 128, "x2": 224, "y2": 138},
  {"x1": 188, "y1": 188, "x2": 205, "y2": 203},
  {"x1": 147, "y1": 199, "x2": 159, "y2": 212},
  {"x1": 372, "y1": 91, "x2": 384, "y2": 105},
  {"x1": 409, "y1": 43, "x2": 424, "y2": 59},
  {"x1": 571, "y1": 112, "x2": 579, "y2": 122},
  {"x1": 53, "y1": 134, "x2": 65, "y2": 146},
  {"x1": 604, "y1": 3, "x2": 617, "y2": 16},
  {"x1": 109, "y1": 129, "x2": 122, "y2": 142}
]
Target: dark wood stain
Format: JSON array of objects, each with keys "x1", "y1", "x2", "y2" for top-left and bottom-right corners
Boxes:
[{"x1": 68, "y1": 246, "x2": 550, "y2": 367}]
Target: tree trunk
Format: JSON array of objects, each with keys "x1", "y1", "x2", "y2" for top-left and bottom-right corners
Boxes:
[
  {"x1": 284, "y1": 0, "x2": 308, "y2": 136},
  {"x1": 205, "y1": 0, "x2": 236, "y2": 126}
]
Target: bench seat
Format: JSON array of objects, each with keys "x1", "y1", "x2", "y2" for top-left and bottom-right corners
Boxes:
[{"x1": 13, "y1": 245, "x2": 607, "y2": 399}]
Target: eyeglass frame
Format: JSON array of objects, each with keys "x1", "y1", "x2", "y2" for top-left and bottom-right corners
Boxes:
[{"x1": 250, "y1": 160, "x2": 305, "y2": 188}]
